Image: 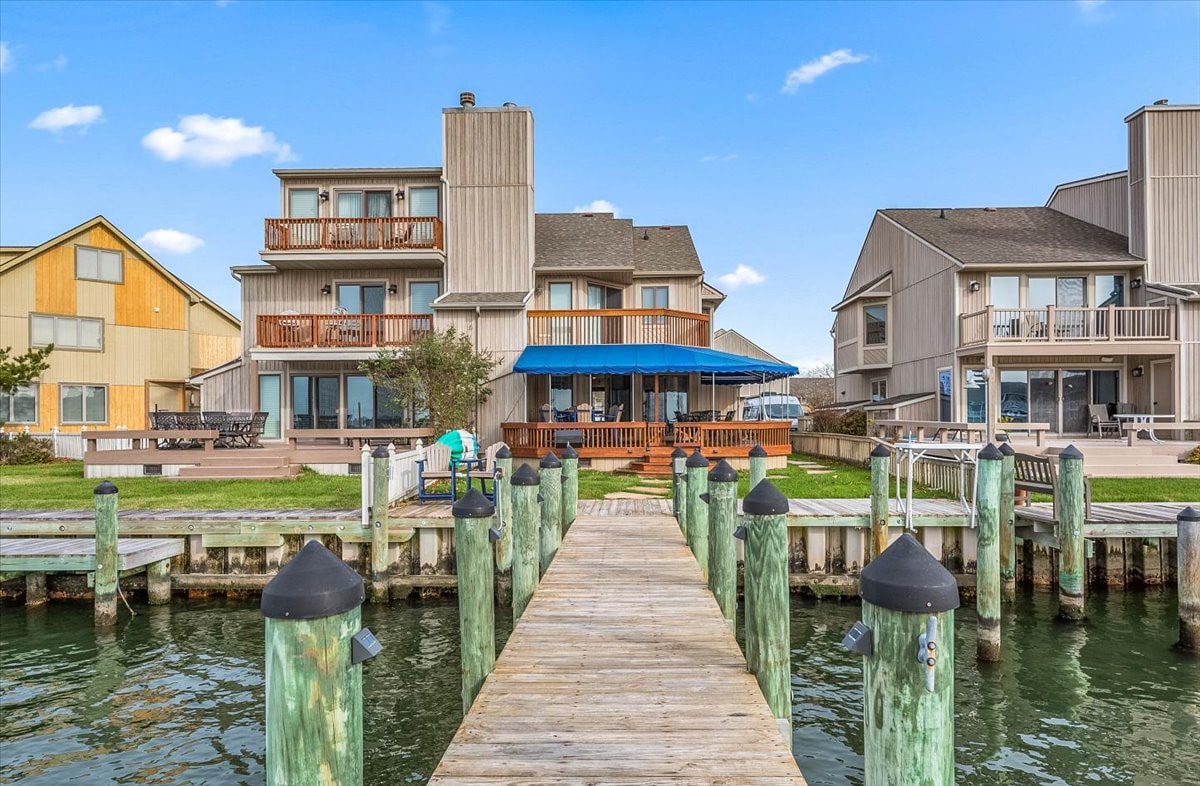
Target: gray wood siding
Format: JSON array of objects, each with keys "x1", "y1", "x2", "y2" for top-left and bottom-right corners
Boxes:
[
  {"x1": 199, "y1": 361, "x2": 250, "y2": 411},
  {"x1": 1128, "y1": 113, "x2": 1148, "y2": 259},
  {"x1": 1047, "y1": 175, "x2": 1129, "y2": 235},
  {"x1": 843, "y1": 213, "x2": 957, "y2": 296},
  {"x1": 277, "y1": 174, "x2": 441, "y2": 218},
  {"x1": 1145, "y1": 109, "x2": 1200, "y2": 284},
  {"x1": 712, "y1": 329, "x2": 781, "y2": 362},
  {"x1": 533, "y1": 274, "x2": 703, "y2": 314}
]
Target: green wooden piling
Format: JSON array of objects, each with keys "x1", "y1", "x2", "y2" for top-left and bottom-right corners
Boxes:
[
  {"x1": 1176, "y1": 506, "x2": 1199, "y2": 653},
  {"x1": 147, "y1": 559, "x2": 172, "y2": 605},
  {"x1": 869, "y1": 445, "x2": 891, "y2": 562},
  {"x1": 999, "y1": 442, "x2": 1017, "y2": 603},
  {"x1": 743, "y1": 448, "x2": 768, "y2": 675},
  {"x1": 538, "y1": 452, "x2": 562, "y2": 575},
  {"x1": 1057, "y1": 444, "x2": 1087, "y2": 622},
  {"x1": 975, "y1": 444, "x2": 1003, "y2": 661},
  {"x1": 854, "y1": 532, "x2": 959, "y2": 786},
  {"x1": 671, "y1": 446, "x2": 688, "y2": 527},
  {"x1": 748, "y1": 443, "x2": 768, "y2": 493},
  {"x1": 25, "y1": 573, "x2": 47, "y2": 606},
  {"x1": 744, "y1": 479, "x2": 792, "y2": 743},
  {"x1": 686, "y1": 449, "x2": 710, "y2": 580},
  {"x1": 707, "y1": 459, "x2": 738, "y2": 634},
  {"x1": 370, "y1": 446, "x2": 390, "y2": 603},
  {"x1": 561, "y1": 443, "x2": 578, "y2": 531},
  {"x1": 93, "y1": 481, "x2": 119, "y2": 627},
  {"x1": 262, "y1": 540, "x2": 367, "y2": 786},
  {"x1": 453, "y1": 489, "x2": 497, "y2": 712},
  {"x1": 494, "y1": 445, "x2": 514, "y2": 582},
  {"x1": 510, "y1": 463, "x2": 541, "y2": 622}
]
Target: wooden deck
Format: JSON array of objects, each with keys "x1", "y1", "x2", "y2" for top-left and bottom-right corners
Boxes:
[
  {"x1": 427, "y1": 511, "x2": 806, "y2": 785},
  {"x1": 1017, "y1": 501, "x2": 1198, "y2": 538},
  {"x1": 0, "y1": 537, "x2": 183, "y2": 573}
]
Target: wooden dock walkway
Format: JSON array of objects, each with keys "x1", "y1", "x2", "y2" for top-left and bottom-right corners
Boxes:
[
  {"x1": 427, "y1": 510, "x2": 807, "y2": 785},
  {"x1": 0, "y1": 537, "x2": 182, "y2": 574}
]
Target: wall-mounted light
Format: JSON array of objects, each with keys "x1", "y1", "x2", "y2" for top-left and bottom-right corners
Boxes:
[
  {"x1": 395, "y1": 189, "x2": 405, "y2": 200},
  {"x1": 1132, "y1": 365, "x2": 1145, "y2": 378},
  {"x1": 321, "y1": 284, "x2": 332, "y2": 295},
  {"x1": 319, "y1": 190, "x2": 330, "y2": 202},
  {"x1": 387, "y1": 284, "x2": 398, "y2": 295},
  {"x1": 969, "y1": 281, "x2": 981, "y2": 293},
  {"x1": 1131, "y1": 276, "x2": 1143, "y2": 289}
]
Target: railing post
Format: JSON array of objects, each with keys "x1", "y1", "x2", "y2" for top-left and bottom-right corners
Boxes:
[
  {"x1": 870, "y1": 445, "x2": 890, "y2": 562},
  {"x1": 510, "y1": 463, "x2": 541, "y2": 621},
  {"x1": 1057, "y1": 445, "x2": 1086, "y2": 622},
  {"x1": 743, "y1": 480, "x2": 792, "y2": 744},
  {"x1": 846, "y1": 532, "x2": 959, "y2": 786},
  {"x1": 686, "y1": 449, "x2": 710, "y2": 580},
  {"x1": 1046, "y1": 305, "x2": 1056, "y2": 341},
  {"x1": 93, "y1": 481, "x2": 119, "y2": 627},
  {"x1": 975, "y1": 444, "x2": 1003, "y2": 661},
  {"x1": 370, "y1": 446, "x2": 390, "y2": 603},
  {"x1": 748, "y1": 443, "x2": 767, "y2": 491},
  {"x1": 494, "y1": 446, "x2": 514, "y2": 598},
  {"x1": 671, "y1": 446, "x2": 688, "y2": 527},
  {"x1": 999, "y1": 442, "x2": 1017, "y2": 602},
  {"x1": 539, "y1": 452, "x2": 563, "y2": 575},
  {"x1": 262, "y1": 541, "x2": 370, "y2": 786},
  {"x1": 453, "y1": 489, "x2": 497, "y2": 713},
  {"x1": 1175, "y1": 507, "x2": 1199, "y2": 653},
  {"x1": 707, "y1": 459, "x2": 738, "y2": 633},
  {"x1": 561, "y1": 443, "x2": 579, "y2": 531}
]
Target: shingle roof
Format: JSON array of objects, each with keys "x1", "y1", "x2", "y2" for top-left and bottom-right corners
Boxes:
[
  {"x1": 881, "y1": 207, "x2": 1138, "y2": 265},
  {"x1": 632, "y1": 225, "x2": 703, "y2": 274},
  {"x1": 533, "y1": 213, "x2": 704, "y2": 274},
  {"x1": 434, "y1": 291, "x2": 528, "y2": 308}
]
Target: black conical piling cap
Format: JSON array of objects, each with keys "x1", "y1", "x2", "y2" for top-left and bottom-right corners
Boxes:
[
  {"x1": 1060, "y1": 444, "x2": 1083, "y2": 461},
  {"x1": 743, "y1": 479, "x2": 789, "y2": 516},
  {"x1": 1178, "y1": 506, "x2": 1200, "y2": 523},
  {"x1": 708, "y1": 459, "x2": 737, "y2": 484},
  {"x1": 671, "y1": 446, "x2": 688, "y2": 459},
  {"x1": 540, "y1": 451, "x2": 561, "y2": 469},
  {"x1": 511, "y1": 463, "x2": 540, "y2": 486},
  {"x1": 453, "y1": 487, "x2": 495, "y2": 519},
  {"x1": 860, "y1": 532, "x2": 959, "y2": 613},
  {"x1": 496, "y1": 445, "x2": 512, "y2": 459},
  {"x1": 999, "y1": 442, "x2": 1015, "y2": 456},
  {"x1": 749, "y1": 443, "x2": 767, "y2": 458},
  {"x1": 371, "y1": 445, "x2": 389, "y2": 458},
  {"x1": 261, "y1": 540, "x2": 364, "y2": 620},
  {"x1": 686, "y1": 448, "x2": 708, "y2": 468},
  {"x1": 94, "y1": 480, "x2": 118, "y2": 495},
  {"x1": 562, "y1": 443, "x2": 578, "y2": 460},
  {"x1": 870, "y1": 444, "x2": 891, "y2": 458},
  {"x1": 978, "y1": 443, "x2": 1002, "y2": 461}
]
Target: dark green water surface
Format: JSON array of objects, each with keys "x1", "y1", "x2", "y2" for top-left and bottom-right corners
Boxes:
[{"x1": 1, "y1": 591, "x2": 1197, "y2": 785}]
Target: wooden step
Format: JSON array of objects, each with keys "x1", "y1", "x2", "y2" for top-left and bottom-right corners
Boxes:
[{"x1": 171, "y1": 465, "x2": 301, "y2": 480}]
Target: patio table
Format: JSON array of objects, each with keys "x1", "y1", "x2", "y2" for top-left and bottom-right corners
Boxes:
[
  {"x1": 1113, "y1": 413, "x2": 1174, "y2": 444},
  {"x1": 892, "y1": 441, "x2": 984, "y2": 530}
]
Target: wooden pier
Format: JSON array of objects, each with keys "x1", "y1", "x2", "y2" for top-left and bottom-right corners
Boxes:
[{"x1": 427, "y1": 509, "x2": 807, "y2": 785}]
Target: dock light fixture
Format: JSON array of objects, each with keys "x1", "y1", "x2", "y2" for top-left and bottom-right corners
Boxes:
[
  {"x1": 969, "y1": 281, "x2": 981, "y2": 293},
  {"x1": 321, "y1": 284, "x2": 332, "y2": 295},
  {"x1": 319, "y1": 189, "x2": 330, "y2": 201}
]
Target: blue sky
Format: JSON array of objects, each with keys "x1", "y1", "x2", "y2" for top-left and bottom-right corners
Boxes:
[{"x1": 2, "y1": 0, "x2": 1197, "y2": 371}]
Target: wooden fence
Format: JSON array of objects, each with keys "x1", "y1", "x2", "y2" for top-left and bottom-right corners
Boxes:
[{"x1": 360, "y1": 443, "x2": 424, "y2": 528}]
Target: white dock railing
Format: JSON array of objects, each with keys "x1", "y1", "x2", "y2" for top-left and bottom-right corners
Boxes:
[
  {"x1": 360, "y1": 441, "x2": 424, "y2": 528},
  {"x1": 2, "y1": 427, "x2": 133, "y2": 459}
]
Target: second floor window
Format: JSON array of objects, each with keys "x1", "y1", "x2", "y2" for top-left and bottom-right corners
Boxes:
[
  {"x1": 337, "y1": 191, "x2": 391, "y2": 218},
  {"x1": 337, "y1": 284, "x2": 385, "y2": 314},
  {"x1": 409, "y1": 282, "x2": 440, "y2": 315},
  {"x1": 871, "y1": 378, "x2": 887, "y2": 401},
  {"x1": 30, "y1": 314, "x2": 103, "y2": 350},
  {"x1": 548, "y1": 283, "x2": 573, "y2": 310},
  {"x1": 409, "y1": 187, "x2": 439, "y2": 218},
  {"x1": 76, "y1": 246, "x2": 123, "y2": 283},
  {"x1": 864, "y1": 304, "x2": 887, "y2": 345},
  {"x1": 289, "y1": 189, "x2": 319, "y2": 218},
  {"x1": 641, "y1": 286, "x2": 669, "y2": 310}
]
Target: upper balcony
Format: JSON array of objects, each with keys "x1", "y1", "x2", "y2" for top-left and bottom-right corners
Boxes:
[
  {"x1": 527, "y1": 309, "x2": 710, "y2": 347},
  {"x1": 261, "y1": 217, "x2": 444, "y2": 267},
  {"x1": 959, "y1": 305, "x2": 1176, "y2": 350},
  {"x1": 253, "y1": 313, "x2": 432, "y2": 358}
]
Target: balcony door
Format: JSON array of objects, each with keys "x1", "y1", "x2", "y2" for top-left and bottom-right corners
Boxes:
[
  {"x1": 587, "y1": 284, "x2": 622, "y2": 343},
  {"x1": 549, "y1": 282, "x2": 573, "y2": 344},
  {"x1": 337, "y1": 284, "x2": 385, "y2": 314},
  {"x1": 336, "y1": 191, "x2": 391, "y2": 246}
]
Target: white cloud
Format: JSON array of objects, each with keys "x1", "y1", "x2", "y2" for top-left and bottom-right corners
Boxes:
[
  {"x1": 1, "y1": 42, "x2": 13, "y2": 74},
  {"x1": 717, "y1": 264, "x2": 766, "y2": 289},
  {"x1": 1076, "y1": 0, "x2": 1112, "y2": 19},
  {"x1": 138, "y1": 228, "x2": 205, "y2": 254},
  {"x1": 29, "y1": 104, "x2": 103, "y2": 133},
  {"x1": 35, "y1": 54, "x2": 68, "y2": 72},
  {"x1": 701, "y1": 153, "x2": 738, "y2": 163},
  {"x1": 573, "y1": 199, "x2": 621, "y2": 217},
  {"x1": 422, "y1": 1, "x2": 450, "y2": 34},
  {"x1": 781, "y1": 49, "x2": 868, "y2": 93},
  {"x1": 142, "y1": 114, "x2": 296, "y2": 166}
]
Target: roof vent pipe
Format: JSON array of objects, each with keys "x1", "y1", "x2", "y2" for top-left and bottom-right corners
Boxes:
[
  {"x1": 459, "y1": 91, "x2": 476, "y2": 108},
  {"x1": 1153, "y1": 98, "x2": 1169, "y2": 106}
]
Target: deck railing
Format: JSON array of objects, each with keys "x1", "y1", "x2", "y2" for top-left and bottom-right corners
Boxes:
[
  {"x1": 257, "y1": 313, "x2": 432, "y2": 349},
  {"x1": 960, "y1": 305, "x2": 1175, "y2": 346},
  {"x1": 501, "y1": 422, "x2": 668, "y2": 456},
  {"x1": 263, "y1": 217, "x2": 444, "y2": 251},
  {"x1": 526, "y1": 309, "x2": 710, "y2": 347},
  {"x1": 672, "y1": 421, "x2": 792, "y2": 452}
]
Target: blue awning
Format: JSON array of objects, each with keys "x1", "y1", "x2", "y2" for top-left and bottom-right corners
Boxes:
[{"x1": 513, "y1": 344, "x2": 797, "y2": 384}]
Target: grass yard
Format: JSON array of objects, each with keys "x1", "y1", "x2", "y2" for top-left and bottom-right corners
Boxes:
[{"x1": 1073, "y1": 477, "x2": 1200, "y2": 503}]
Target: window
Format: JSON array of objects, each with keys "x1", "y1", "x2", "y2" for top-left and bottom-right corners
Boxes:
[
  {"x1": 30, "y1": 314, "x2": 103, "y2": 350},
  {"x1": 289, "y1": 189, "x2": 320, "y2": 218},
  {"x1": 548, "y1": 282, "x2": 573, "y2": 309},
  {"x1": 0, "y1": 384, "x2": 38, "y2": 424},
  {"x1": 75, "y1": 246, "x2": 123, "y2": 283},
  {"x1": 292, "y1": 375, "x2": 339, "y2": 429},
  {"x1": 337, "y1": 283, "x2": 385, "y2": 314},
  {"x1": 336, "y1": 190, "x2": 391, "y2": 218},
  {"x1": 409, "y1": 281, "x2": 441, "y2": 315},
  {"x1": 989, "y1": 276, "x2": 1020, "y2": 308},
  {"x1": 1096, "y1": 275, "x2": 1125, "y2": 307},
  {"x1": 550, "y1": 375, "x2": 573, "y2": 413},
  {"x1": 870, "y1": 378, "x2": 887, "y2": 402},
  {"x1": 863, "y1": 304, "x2": 887, "y2": 346},
  {"x1": 937, "y1": 368, "x2": 952, "y2": 422},
  {"x1": 587, "y1": 283, "x2": 622, "y2": 309},
  {"x1": 60, "y1": 384, "x2": 107, "y2": 424},
  {"x1": 641, "y1": 286, "x2": 668, "y2": 309},
  {"x1": 408, "y1": 187, "x2": 439, "y2": 218},
  {"x1": 964, "y1": 369, "x2": 985, "y2": 423}
]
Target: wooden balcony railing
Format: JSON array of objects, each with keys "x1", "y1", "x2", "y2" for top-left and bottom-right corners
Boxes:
[
  {"x1": 527, "y1": 309, "x2": 710, "y2": 347},
  {"x1": 264, "y1": 217, "x2": 444, "y2": 251},
  {"x1": 672, "y1": 421, "x2": 792, "y2": 452},
  {"x1": 257, "y1": 313, "x2": 432, "y2": 349},
  {"x1": 959, "y1": 305, "x2": 1175, "y2": 347}
]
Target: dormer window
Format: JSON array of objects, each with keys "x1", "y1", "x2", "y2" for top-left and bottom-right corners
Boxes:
[{"x1": 863, "y1": 304, "x2": 887, "y2": 346}]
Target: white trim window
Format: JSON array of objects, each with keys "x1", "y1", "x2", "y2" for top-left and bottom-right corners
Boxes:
[
  {"x1": 60, "y1": 384, "x2": 107, "y2": 424},
  {"x1": 863, "y1": 304, "x2": 888, "y2": 346},
  {"x1": 870, "y1": 378, "x2": 888, "y2": 402},
  {"x1": 75, "y1": 246, "x2": 123, "y2": 283},
  {"x1": 0, "y1": 384, "x2": 38, "y2": 424},
  {"x1": 30, "y1": 314, "x2": 103, "y2": 350}
]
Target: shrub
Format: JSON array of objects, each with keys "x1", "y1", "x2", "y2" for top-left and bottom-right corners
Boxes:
[
  {"x1": 1185, "y1": 446, "x2": 1200, "y2": 466},
  {"x1": 810, "y1": 409, "x2": 868, "y2": 436},
  {"x1": 0, "y1": 432, "x2": 57, "y2": 465}
]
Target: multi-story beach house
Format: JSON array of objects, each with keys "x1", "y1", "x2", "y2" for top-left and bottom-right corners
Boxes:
[
  {"x1": 830, "y1": 102, "x2": 1198, "y2": 438},
  {"x1": 197, "y1": 93, "x2": 795, "y2": 470},
  {"x1": 0, "y1": 216, "x2": 240, "y2": 432}
]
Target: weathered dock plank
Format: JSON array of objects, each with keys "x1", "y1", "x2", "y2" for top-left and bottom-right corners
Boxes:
[
  {"x1": 427, "y1": 511, "x2": 806, "y2": 785},
  {"x1": 0, "y1": 537, "x2": 183, "y2": 573}
]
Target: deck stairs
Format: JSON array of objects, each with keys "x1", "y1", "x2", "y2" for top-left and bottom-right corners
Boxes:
[
  {"x1": 618, "y1": 444, "x2": 700, "y2": 477},
  {"x1": 169, "y1": 447, "x2": 302, "y2": 480},
  {"x1": 1041, "y1": 441, "x2": 1200, "y2": 478}
]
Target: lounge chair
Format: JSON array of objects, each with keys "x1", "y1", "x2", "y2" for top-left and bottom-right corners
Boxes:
[
  {"x1": 1089, "y1": 404, "x2": 1118, "y2": 439},
  {"x1": 417, "y1": 442, "x2": 459, "y2": 503}
]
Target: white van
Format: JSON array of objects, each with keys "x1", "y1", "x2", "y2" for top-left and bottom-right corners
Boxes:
[{"x1": 741, "y1": 394, "x2": 803, "y2": 429}]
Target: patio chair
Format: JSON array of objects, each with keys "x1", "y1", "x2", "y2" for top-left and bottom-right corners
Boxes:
[
  {"x1": 417, "y1": 442, "x2": 459, "y2": 503},
  {"x1": 245, "y1": 411, "x2": 268, "y2": 447},
  {"x1": 1089, "y1": 404, "x2": 1118, "y2": 439},
  {"x1": 468, "y1": 442, "x2": 506, "y2": 501},
  {"x1": 724, "y1": 410, "x2": 735, "y2": 421}
]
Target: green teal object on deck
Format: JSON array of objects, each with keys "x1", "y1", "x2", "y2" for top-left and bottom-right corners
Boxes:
[{"x1": 435, "y1": 429, "x2": 479, "y2": 465}]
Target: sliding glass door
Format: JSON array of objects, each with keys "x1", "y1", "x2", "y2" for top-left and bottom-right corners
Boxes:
[{"x1": 292, "y1": 375, "x2": 339, "y2": 429}]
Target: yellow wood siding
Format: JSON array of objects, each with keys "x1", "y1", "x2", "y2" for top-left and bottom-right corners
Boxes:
[
  {"x1": 34, "y1": 246, "x2": 76, "y2": 315},
  {"x1": 116, "y1": 255, "x2": 187, "y2": 329}
]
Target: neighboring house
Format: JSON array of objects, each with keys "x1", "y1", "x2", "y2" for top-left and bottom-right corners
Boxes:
[
  {"x1": 711, "y1": 327, "x2": 794, "y2": 411},
  {"x1": 831, "y1": 102, "x2": 1199, "y2": 435},
  {"x1": 0, "y1": 216, "x2": 241, "y2": 431},
  {"x1": 198, "y1": 93, "x2": 794, "y2": 464}
]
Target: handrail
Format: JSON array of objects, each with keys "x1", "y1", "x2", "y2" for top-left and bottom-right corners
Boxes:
[
  {"x1": 264, "y1": 216, "x2": 444, "y2": 251},
  {"x1": 257, "y1": 313, "x2": 433, "y2": 348},
  {"x1": 526, "y1": 308, "x2": 710, "y2": 347},
  {"x1": 960, "y1": 304, "x2": 1175, "y2": 346}
]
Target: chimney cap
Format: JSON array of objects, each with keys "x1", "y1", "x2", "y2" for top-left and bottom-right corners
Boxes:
[{"x1": 459, "y1": 91, "x2": 476, "y2": 108}]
